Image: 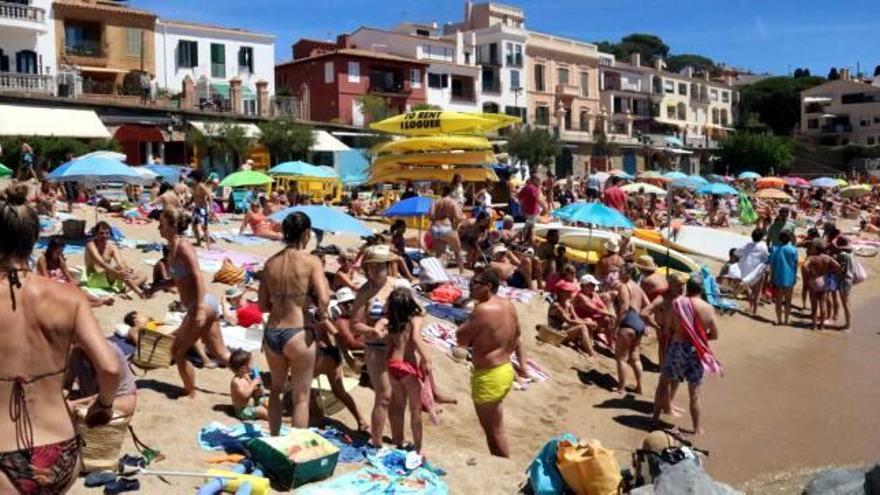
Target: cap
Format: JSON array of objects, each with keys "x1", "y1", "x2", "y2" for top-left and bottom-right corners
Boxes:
[
  {"x1": 335, "y1": 287, "x2": 355, "y2": 304},
  {"x1": 579, "y1": 274, "x2": 600, "y2": 287},
  {"x1": 604, "y1": 239, "x2": 620, "y2": 253},
  {"x1": 491, "y1": 244, "x2": 509, "y2": 256},
  {"x1": 363, "y1": 245, "x2": 395, "y2": 264},
  {"x1": 634, "y1": 254, "x2": 657, "y2": 272}
]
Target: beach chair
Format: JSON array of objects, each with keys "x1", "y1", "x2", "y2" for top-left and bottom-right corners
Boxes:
[{"x1": 699, "y1": 266, "x2": 738, "y2": 315}]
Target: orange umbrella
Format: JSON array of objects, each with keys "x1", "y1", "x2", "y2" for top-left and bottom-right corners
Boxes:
[
  {"x1": 756, "y1": 177, "x2": 786, "y2": 189},
  {"x1": 755, "y1": 188, "x2": 793, "y2": 201}
]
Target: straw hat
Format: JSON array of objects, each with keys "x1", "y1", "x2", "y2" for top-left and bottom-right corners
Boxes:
[
  {"x1": 338, "y1": 248, "x2": 357, "y2": 261},
  {"x1": 335, "y1": 287, "x2": 355, "y2": 304},
  {"x1": 363, "y1": 245, "x2": 394, "y2": 264},
  {"x1": 604, "y1": 239, "x2": 620, "y2": 253},
  {"x1": 635, "y1": 255, "x2": 657, "y2": 272},
  {"x1": 579, "y1": 274, "x2": 600, "y2": 287}
]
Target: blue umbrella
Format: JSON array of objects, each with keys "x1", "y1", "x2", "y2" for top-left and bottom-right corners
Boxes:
[
  {"x1": 269, "y1": 161, "x2": 338, "y2": 178},
  {"x1": 663, "y1": 171, "x2": 687, "y2": 180},
  {"x1": 48, "y1": 156, "x2": 141, "y2": 184},
  {"x1": 565, "y1": 203, "x2": 634, "y2": 229},
  {"x1": 144, "y1": 164, "x2": 191, "y2": 184},
  {"x1": 551, "y1": 201, "x2": 586, "y2": 221},
  {"x1": 383, "y1": 196, "x2": 434, "y2": 218},
  {"x1": 738, "y1": 171, "x2": 761, "y2": 180},
  {"x1": 696, "y1": 183, "x2": 738, "y2": 196},
  {"x1": 688, "y1": 175, "x2": 709, "y2": 185},
  {"x1": 671, "y1": 176, "x2": 707, "y2": 189},
  {"x1": 706, "y1": 173, "x2": 725, "y2": 183},
  {"x1": 810, "y1": 177, "x2": 838, "y2": 188},
  {"x1": 269, "y1": 205, "x2": 372, "y2": 237}
]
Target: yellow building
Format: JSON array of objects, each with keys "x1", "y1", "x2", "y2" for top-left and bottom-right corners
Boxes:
[
  {"x1": 53, "y1": 0, "x2": 156, "y2": 93},
  {"x1": 800, "y1": 76, "x2": 880, "y2": 147}
]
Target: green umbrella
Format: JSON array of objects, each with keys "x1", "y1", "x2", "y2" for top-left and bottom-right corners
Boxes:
[
  {"x1": 218, "y1": 170, "x2": 273, "y2": 188},
  {"x1": 0, "y1": 163, "x2": 11, "y2": 177}
]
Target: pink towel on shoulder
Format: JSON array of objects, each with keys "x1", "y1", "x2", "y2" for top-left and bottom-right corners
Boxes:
[{"x1": 673, "y1": 296, "x2": 723, "y2": 376}]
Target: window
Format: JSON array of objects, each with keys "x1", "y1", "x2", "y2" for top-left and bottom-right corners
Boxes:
[
  {"x1": 0, "y1": 50, "x2": 8, "y2": 72},
  {"x1": 534, "y1": 64, "x2": 545, "y2": 92},
  {"x1": 874, "y1": 116, "x2": 880, "y2": 124},
  {"x1": 410, "y1": 69, "x2": 421, "y2": 88},
  {"x1": 324, "y1": 61, "x2": 334, "y2": 83},
  {"x1": 237, "y1": 46, "x2": 254, "y2": 74},
  {"x1": 666, "y1": 105, "x2": 676, "y2": 119},
  {"x1": 427, "y1": 72, "x2": 448, "y2": 89},
  {"x1": 416, "y1": 29, "x2": 430, "y2": 37},
  {"x1": 663, "y1": 80, "x2": 674, "y2": 94},
  {"x1": 721, "y1": 91, "x2": 730, "y2": 103},
  {"x1": 482, "y1": 66, "x2": 499, "y2": 92},
  {"x1": 464, "y1": 52, "x2": 471, "y2": 64},
  {"x1": 868, "y1": 136, "x2": 877, "y2": 145},
  {"x1": 483, "y1": 102, "x2": 500, "y2": 113},
  {"x1": 347, "y1": 62, "x2": 360, "y2": 83},
  {"x1": 557, "y1": 67, "x2": 569, "y2": 86},
  {"x1": 177, "y1": 40, "x2": 198, "y2": 68},
  {"x1": 580, "y1": 72, "x2": 589, "y2": 97},
  {"x1": 126, "y1": 28, "x2": 142, "y2": 57},
  {"x1": 807, "y1": 119, "x2": 818, "y2": 129},
  {"x1": 579, "y1": 110, "x2": 589, "y2": 131},
  {"x1": 15, "y1": 50, "x2": 37, "y2": 74},
  {"x1": 510, "y1": 69, "x2": 520, "y2": 90},
  {"x1": 505, "y1": 106, "x2": 526, "y2": 122},
  {"x1": 64, "y1": 21, "x2": 101, "y2": 56},
  {"x1": 505, "y1": 42, "x2": 514, "y2": 66},
  {"x1": 210, "y1": 43, "x2": 225, "y2": 78},
  {"x1": 535, "y1": 105, "x2": 550, "y2": 125},
  {"x1": 709, "y1": 89, "x2": 719, "y2": 102},
  {"x1": 678, "y1": 82, "x2": 687, "y2": 95}
]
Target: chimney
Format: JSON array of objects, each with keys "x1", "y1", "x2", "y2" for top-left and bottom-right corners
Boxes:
[
  {"x1": 336, "y1": 34, "x2": 352, "y2": 48},
  {"x1": 181, "y1": 75, "x2": 196, "y2": 110},
  {"x1": 654, "y1": 56, "x2": 663, "y2": 71},
  {"x1": 229, "y1": 78, "x2": 243, "y2": 114},
  {"x1": 630, "y1": 52, "x2": 640, "y2": 67}
]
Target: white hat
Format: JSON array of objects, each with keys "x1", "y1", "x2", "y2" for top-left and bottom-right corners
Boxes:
[
  {"x1": 579, "y1": 274, "x2": 600, "y2": 286},
  {"x1": 491, "y1": 244, "x2": 509, "y2": 256},
  {"x1": 335, "y1": 287, "x2": 355, "y2": 304},
  {"x1": 604, "y1": 239, "x2": 620, "y2": 253},
  {"x1": 363, "y1": 245, "x2": 395, "y2": 264}
]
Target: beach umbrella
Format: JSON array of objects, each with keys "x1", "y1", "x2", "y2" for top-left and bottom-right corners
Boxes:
[
  {"x1": 591, "y1": 172, "x2": 610, "y2": 183},
  {"x1": 269, "y1": 205, "x2": 373, "y2": 237},
  {"x1": 564, "y1": 202, "x2": 635, "y2": 229},
  {"x1": 383, "y1": 196, "x2": 434, "y2": 217},
  {"x1": 663, "y1": 171, "x2": 687, "y2": 180},
  {"x1": 756, "y1": 177, "x2": 786, "y2": 189},
  {"x1": 608, "y1": 169, "x2": 634, "y2": 179},
  {"x1": 706, "y1": 173, "x2": 725, "y2": 183},
  {"x1": 621, "y1": 182, "x2": 667, "y2": 195},
  {"x1": 144, "y1": 164, "x2": 190, "y2": 184},
  {"x1": 737, "y1": 171, "x2": 761, "y2": 180},
  {"x1": 671, "y1": 176, "x2": 707, "y2": 189},
  {"x1": 218, "y1": 170, "x2": 273, "y2": 188},
  {"x1": 836, "y1": 178, "x2": 848, "y2": 187},
  {"x1": 75, "y1": 150, "x2": 127, "y2": 163},
  {"x1": 809, "y1": 177, "x2": 838, "y2": 188},
  {"x1": 551, "y1": 201, "x2": 584, "y2": 221},
  {"x1": 696, "y1": 183, "x2": 738, "y2": 196},
  {"x1": 755, "y1": 188, "x2": 793, "y2": 201},
  {"x1": 269, "y1": 160, "x2": 338, "y2": 179},
  {"x1": 785, "y1": 176, "x2": 810, "y2": 188},
  {"x1": 0, "y1": 163, "x2": 11, "y2": 177},
  {"x1": 369, "y1": 110, "x2": 517, "y2": 136},
  {"x1": 47, "y1": 156, "x2": 143, "y2": 221},
  {"x1": 637, "y1": 170, "x2": 667, "y2": 181},
  {"x1": 130, "y1": 166, "x2": 159, "y2": 185},
  {"x1": 840, "y1": 184, "x2": 872, "y2": 198},
  {"x1": 688, "y1": 175, "x2": 708, "y2": 186}
]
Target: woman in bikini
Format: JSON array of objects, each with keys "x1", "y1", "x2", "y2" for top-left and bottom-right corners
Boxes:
[
  {"x1": 240, "y1": 201, "x2": 282, "y2": 240},
  {"x1": 0, "y1": 183, "x2": 120, "y2": 494},
  {"x1": 38, "y1": 237, "x2": 114, "y2": 308},
  {"x1": 258, "y1": 212, "x2": 329, "y2": 433},
  {"x1": 151, "y1": 208, "x2": 229, "y2": 397}
]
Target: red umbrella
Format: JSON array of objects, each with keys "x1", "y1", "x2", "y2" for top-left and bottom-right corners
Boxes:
[{"x1": 785, "y1": 176, "x2": 809, "y2": 187}]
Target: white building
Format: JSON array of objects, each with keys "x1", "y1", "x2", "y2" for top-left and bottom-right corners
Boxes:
[
  {"x1": 154, "y1": 19, "x2": 274, "y2": 115},
  {"x1": 444, "y1": 2, "x2": 528, "y2": 120},
  {"x1": 0, "y1": 0, "x2": 56, "y2": 94},
  {"x1": 349, "y1": 24, "x2": 481, "y2": 113}
]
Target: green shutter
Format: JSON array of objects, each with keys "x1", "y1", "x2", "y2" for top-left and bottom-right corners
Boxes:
[{"x1": 211, "y1": 44, "x2": 225, "y2": 64}]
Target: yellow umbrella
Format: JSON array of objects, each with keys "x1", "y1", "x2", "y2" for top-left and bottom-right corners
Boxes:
[
  {"x1": 836, "y1": 178, "x2": 849, "y2": 187},
  {"x1": 371, "y1": 135, "x2": 493, "y2": 154},
  {"x1": 370, "y1": 110, "x2": 515, "y2": 136},
  {"x1": 840, "y1": 184, "x2": 872, "y2": 198},
  {"x1": 369, "y1": 167, "x2": 498, "y2": 184},
  {"x1": 621, "y1": 182, "x2": 667, "y2": 195},
  {"x1": 755, "y1": 188, "x2": 793, "y2": 201},
  {"x1": 372, "y1": 150, "x2": 495, "y2": 169}
]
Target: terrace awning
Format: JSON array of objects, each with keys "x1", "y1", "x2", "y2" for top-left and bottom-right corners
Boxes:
[{"x1": 0, "y1": 104, "x2": 110, "y2": 138}]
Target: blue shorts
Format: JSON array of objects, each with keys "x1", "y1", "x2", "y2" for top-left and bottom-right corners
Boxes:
[
  {"x1": 825, "y1": 274, "x2": 840, "y2": 292},
  {"x1": 662, "y1": 341, "x2": 703, "y2": 385}
]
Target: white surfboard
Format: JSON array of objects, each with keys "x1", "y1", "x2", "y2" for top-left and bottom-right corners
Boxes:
[{"x1": 661, "y1": 225, "x2": 750, "y2": 262}]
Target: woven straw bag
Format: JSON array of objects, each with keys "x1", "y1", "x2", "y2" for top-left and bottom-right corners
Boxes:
[
  {"x1": 131, "y1": 327, "x2": 174, "y2": 370},
  {"x1": 213, "y1": 258, "x2": 246, "y2": 286},
  {"x1": 75, "y1": 407, "x2": 132, "y2": 472}
]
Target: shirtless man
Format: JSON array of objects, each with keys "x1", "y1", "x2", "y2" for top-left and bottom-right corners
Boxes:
[
  {"x1": 85, "y1": 221, "x2": 146, "y2": 297},
  {"x1": 636, "y1": 255, "x2": 668, "y2": 304},
  {"x1": 652, "y1": 274, "x2": 720, "y2": 436},
  {"x1": 457, "y1": 270, "x2": 526, "y2": 458},
  {"x1": 489, "y1": 245, "x2": 532, "y2": 289},
  {"x1": 189, "y1": 170, "x2": 212, "y2": 248},
  {"x1": 613, "y1": 263, "x2": 651, "y2": 394},
  {"x1": 644, "y1": 272, "x2": 687, "y2": 415},
  {"x1": 595, "y1": 239, "x2": 625, "y2": 293},
  {"x1": 429, "y1": 186, "x2": 465, "y2": 273}
]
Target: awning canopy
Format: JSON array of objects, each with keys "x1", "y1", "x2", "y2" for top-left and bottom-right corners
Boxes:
[
  {"x1": 312, "y1": 130, "x2": 349, "y2": 152},
  {"x1": 0, "y1": 104, "x2": 110, "y2": 138},
  {"x1": 653, "y1": 147, "x2": 693, "y2": 155},
  {"x1": 189, "y1": 120, "x2": 262, "y2": 138},
  {"x1": 114, "y1": 124, "x2": 164, "y2": 143}
]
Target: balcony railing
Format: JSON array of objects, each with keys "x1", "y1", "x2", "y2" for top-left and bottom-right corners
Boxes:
[
  {"x1": 368, "y1": 84, "x2": 409, "y2": 95},
  {"x1": 64, "y1": 41, "x2": 103, "y2": 58},
  {"x1": 0, "y1": 72, "x2": 53, "y2": 94},
  {"x1": 0, "y1": 1, "x2": 45, "y2": 24},
  {"x1": 555, "y1": 84, "x2": 580, "y2": 97}
]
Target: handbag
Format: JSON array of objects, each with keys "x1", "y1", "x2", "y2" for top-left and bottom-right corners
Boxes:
[
  {"x1": 557, "y1": 439, "x2": 622, "y2": 495},
  {"x1": 213, "y1": 258, "x2": 246, "y2": 285},
  {"x1": 851, "y1": 256, "x2": 868, "y2": 285}
]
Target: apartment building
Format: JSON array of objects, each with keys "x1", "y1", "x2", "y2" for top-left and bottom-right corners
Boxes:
[
  {"x1": 444, "y1": 1, "x2": 528, "y2": 120},
  {"x1": 0, "y1": 0, "x2": 56, "y2": 94},
  {"x1": 350, "y1": 24, "x2": 480, "y2": 113},
  {"x1": 598, "y1": 52, "x2": 652, "y2": 139},
  {"x1": 155, "y1": 19, "x2": 275, "y2": 115},
  {"x1": 800, "y1": 76, "x2": 880, "y2": 147},
  {"x1": 275, "y1": 35, "x2": 428, "y2": 126}
]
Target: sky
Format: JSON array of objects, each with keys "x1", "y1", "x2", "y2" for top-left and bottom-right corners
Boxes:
[{"x1": 133, "y1": 0, "x2": 880, "y2": 76}]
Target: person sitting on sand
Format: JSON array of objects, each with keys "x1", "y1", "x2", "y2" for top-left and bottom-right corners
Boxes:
[
  {"x1": 652, "y1": 274, "x2": 721, "y2": 436},
  {"x1": 240, "y1": 201, "x2": 282, "y2": 240},
  {"x1": 66, "y1": 339, "x2": 138, "y2": 417},
  {"x1": 229, "y1": 350, "x2": 269, "y2": 421},
  {"x1": 456, "y1": 270, "x2": 525, "y2": 458},
  {"x1": 489, "y1": 244, "x2": 532, "y2": 289},
  {"x1": 221, "y1": 286, "x2": 264, "y2": 327},
  {"x1": 613, "y1": 263, "x2": 651, "y2": 394},
  {"x1": 573, "y1": 274, "x2": 615, "y2": 347},
  {"x1": 85, "y1": 221, "x2": 147, "y2": 298},
  {"x1": 38, "y1": 237, "x2": 114, "y2": 308},
  {"x1": 151, "y1": 245, "x2": 176, "y2": 294},
  {"x1": 548, "y1": 280, "x2": 595, "y2": 357}
]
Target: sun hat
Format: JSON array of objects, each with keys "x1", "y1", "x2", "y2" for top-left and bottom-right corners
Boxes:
[
  {"x1": 556, "y1": 280, "x2": 579, "y2": 293},
  {"x1": 832, "y1": 236, "x2": 852, "y2": 251},
  {"x1": 338, "y1": 248, "x2": 357, "y2": 261},
  {"x1": 335, "y1": 287, "x2": 355, "y2": 304},
  {"x1": 363, "y1": 245, "x2": 394, "y2": 264},
  {"x1": 225, "y1": 287, "x2": 244, "y2": 299},
  {"x1": 579, "y1": 274, "x2": 600, "y2": 287},
  {"x1": 634, "y1": 254, "x2": 657, "y2": 272},
  {"x1": 604, "y1": 239, "x2": 620, "y2": 253},
  {"x1": 491, "y1": 244, "x2": 509, "y2": 256}
]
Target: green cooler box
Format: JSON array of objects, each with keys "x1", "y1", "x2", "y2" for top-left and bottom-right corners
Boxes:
[{"x1": 246, "y1": 429, "x2": 340, "y2": 489}]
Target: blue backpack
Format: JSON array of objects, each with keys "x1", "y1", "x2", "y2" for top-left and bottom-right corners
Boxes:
[{"x1": 527, "y1": 433, "x2": 577, "y2": 494}]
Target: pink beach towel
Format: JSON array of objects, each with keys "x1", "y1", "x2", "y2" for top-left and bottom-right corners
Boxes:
[{"x1": 673, "y1": 296, "x2": 723, "y2": 376}]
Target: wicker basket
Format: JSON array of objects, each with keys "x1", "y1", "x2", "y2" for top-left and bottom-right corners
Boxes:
[
  {"x1": 74, "y1": 407, "x2": 132, "y2": 472},
  {"x1": 132, "y1": 327, "x2": 175, "y2": 369},
  {"x1": 536, "y1": 324, "x2": 567, "y2": 347}
]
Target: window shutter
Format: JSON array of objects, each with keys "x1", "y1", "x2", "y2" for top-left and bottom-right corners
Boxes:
[{"x1": 191, "y1": 42, "x2": 198, "y2": 67}]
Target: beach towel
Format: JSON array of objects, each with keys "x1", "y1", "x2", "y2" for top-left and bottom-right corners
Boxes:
[
  {"x1": 510, "y1": 354, "x2": 551, "y2": 383},
  {"x1": 738, "y1": 192, "x2": 757, "y2": 225},
  {"x1": 424, "y1": 303, "x2": 471, "y2": 325},
  {"x1": 700, "y1": 266, "x2": 739, "y2": 313},
  {"x1": 213, "y1": 231, "x2": 270, "y2": 246},
  {"x1": 316, "y1": 428, "x2": 370, "y2": 464},
  {"x1": 528, "y1": 433, "x2": 578, "y2": 495},
  {"x1": 298, "y1": 466, "x2": 448, "y2": 495},
  {"x1": 197, "y1": 248, "x2": 265, "y2": 267},
  {"x1": 35, "y1": 238, "x2": 85, "y2": 256},
  {"x1": 197, "y1": 422, "x2": 289, "y2": 452},
  {"x1": 497, "y1": 286, "x2": 538, "y2": 304},
  {"x1": 220, "y1": 326, "x2": 263, "y2": 353},
  {"x1": 672, "y1": 296, "x2": 723, "y2": 376}
]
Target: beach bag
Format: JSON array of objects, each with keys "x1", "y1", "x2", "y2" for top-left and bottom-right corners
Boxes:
[
  {"x1": 527, "y1": 433, "x2": 577, "y2": 495},
  {"x1": 74, "y1": 407, "x2": 132, "y2": 472},
  {"x1": 429, "y1": 284, "x2": 462, "y2": 304},
  {"x1": 419, "y1": 257, "x2": 451, "y2": 286},
  {"x1": 213, "y1": 258, "x2": 246, "y2": 285},
  {"x1": 132, "y1": 326, "x2": 174, "y2": 369},
  {"x1": 557, "y1": 439, "x2": 622, "y2": 495},
  {"x1": 851, "y1": 256, "x2": 868, "y2": 285}
]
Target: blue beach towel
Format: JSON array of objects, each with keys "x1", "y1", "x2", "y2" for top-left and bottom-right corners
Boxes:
[
  {"x1": 424, "y1": 304, "x2": 470, "y2": 325},
  {"x1": 197, "y1": 421, "x2": 289, "y2": 452},
  {"x1": 528, "y1": 433, "x2": 577, "y2": 495},
  {"x1": 700, "y1": 266, "x2": 738, "y2": 313}
]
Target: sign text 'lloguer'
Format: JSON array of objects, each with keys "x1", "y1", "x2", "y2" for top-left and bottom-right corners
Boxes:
[{"x1": 399, "y1": 111, "x2": 442, "y2": 131}]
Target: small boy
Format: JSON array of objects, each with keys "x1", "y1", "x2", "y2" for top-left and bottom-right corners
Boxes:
[{"x1": 229, "y1": 350, "x2": 268, "y2": 421}]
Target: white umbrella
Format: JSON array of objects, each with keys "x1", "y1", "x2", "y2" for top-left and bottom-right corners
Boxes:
[
  {"x1": 76, "y1": 150, "x2": 127, "y2": 163},
  {"x1": 621, "y1": 182, "x2": 667, "y2": 195}
]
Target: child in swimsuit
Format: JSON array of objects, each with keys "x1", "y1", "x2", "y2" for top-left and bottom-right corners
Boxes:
[{"x1": 229, "y1": 350, "x2": 268, "y2": 421}]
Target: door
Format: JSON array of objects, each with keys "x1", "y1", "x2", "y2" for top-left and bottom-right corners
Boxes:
[
  {"x1": 555, "y1": 148, "x2": 573, "y2": 177},
  {"x1": 623, "y1": 150, "x2": 637, "y2": 176},
  {"x1": 351, "y1": 100, "x2": 364, "y2": 127}
]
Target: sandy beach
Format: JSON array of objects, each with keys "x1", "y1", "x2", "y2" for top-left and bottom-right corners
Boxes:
[{"x1": 48, "y1": 204, "x2": 879, "y2": 495}]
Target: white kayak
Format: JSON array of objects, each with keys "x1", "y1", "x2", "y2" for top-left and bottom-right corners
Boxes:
[
  {"x1": 661, "y1": 225, "x2": 750, "y2": 262},
  {"x1": 560, "y1": 230, "x2": 700, "y2": 274}
]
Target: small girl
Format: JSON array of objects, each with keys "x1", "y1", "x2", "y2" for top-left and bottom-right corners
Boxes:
[{"x1": 378, "y1": 287, "x2": 433, "y2": 452}]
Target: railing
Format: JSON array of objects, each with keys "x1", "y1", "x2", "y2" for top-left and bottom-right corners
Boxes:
[
  {"x1": 555, "y1": 84, "x2": 580, "y2": 97},
  {"x1": 0, "y1": 72, "x2": 53, "y2": 94},
  {"x1": 822, "y1": 124, "x2": 852, "y2": 134},
  {"x1": 368, "y1": 84, "x2": 409, "y2": 95},
  {"x1": 270, "y1": 95, "x2": 306, "y2": 119},
  {"x1": 64, "y1": 41, "x2": 103, "y2": 57},
  {"x1": 0, "y1": 1, "x2": 45, "y2": 24},
  {"x1": 620, "y1": 81, "x2": 641, "y2": 92}
]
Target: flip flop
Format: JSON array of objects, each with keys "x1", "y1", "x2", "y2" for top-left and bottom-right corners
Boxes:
[
  {"x1": 103, "y1": 478, "x2": 140, "y2": 495},
  {"x1": 84, "y1": 471, "x2": 117, "y2": 488}
]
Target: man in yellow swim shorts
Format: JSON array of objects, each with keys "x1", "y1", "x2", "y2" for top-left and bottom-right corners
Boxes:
[{"x1": 457, "y1": 270, "x2": 527, "y2": 458}]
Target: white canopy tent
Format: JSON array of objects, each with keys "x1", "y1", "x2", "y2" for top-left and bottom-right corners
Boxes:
[{"x1": 0, "y1": 104, "x2": 110, "y2": 138}]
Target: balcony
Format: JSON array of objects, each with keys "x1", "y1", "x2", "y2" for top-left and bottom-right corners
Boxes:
[
  {"x1": 63, "y1": 41, "x2": 108, "y2": 65},
  {"x1": 0, "y1": 1, "x2": 47, "y2": 32},
  {"x1": 0, "y1": 72, "x2": 53, "y2": 94},
  {"x1": 822, "y1": 124, "x2": 852, "y2": 134},
  {"x1": 368, "y1": 83, "x2": 409, "y2": 96},
  {"x1": 555, "y1": 84, "x2": 580, "y2": 97}
]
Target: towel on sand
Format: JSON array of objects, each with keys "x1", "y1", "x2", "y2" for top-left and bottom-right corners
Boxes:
[
  {"x1": 213, "y1": 231, "x2": 270, "y2": 246},
  {"x1": 198, "y1": 422, "x2": 289, "y2": 452}
]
